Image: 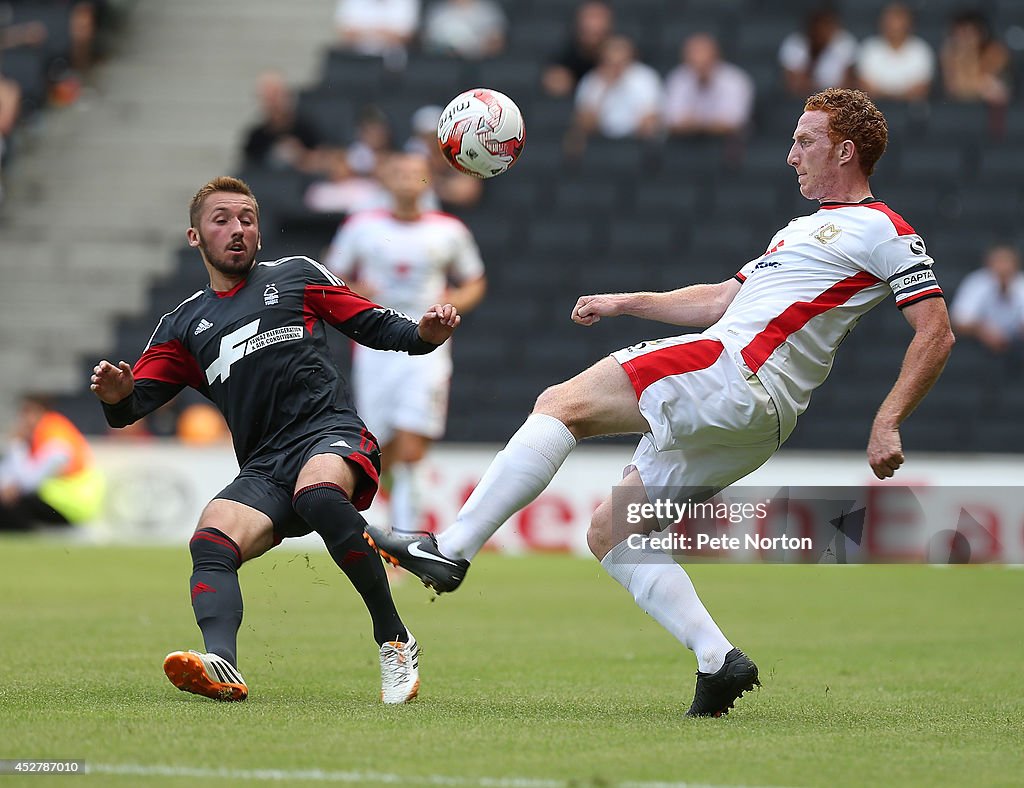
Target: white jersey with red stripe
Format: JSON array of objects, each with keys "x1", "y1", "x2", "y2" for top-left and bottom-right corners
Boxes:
[
  {"x1": 324, "y1": 209, "x2": 485, "y2": 320},
  {"x1": 705, "y1": 199, "x2": 941, "y2": 442}
]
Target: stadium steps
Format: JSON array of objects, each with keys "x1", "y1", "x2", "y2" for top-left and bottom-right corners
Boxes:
[{"x1": 0, "y1": 0, "x2": 336, "y2": 424}]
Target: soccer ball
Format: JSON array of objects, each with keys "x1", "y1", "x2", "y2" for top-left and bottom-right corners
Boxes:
[{"x1": 437, "y1": 88, "x2": 525, "y2": 179}]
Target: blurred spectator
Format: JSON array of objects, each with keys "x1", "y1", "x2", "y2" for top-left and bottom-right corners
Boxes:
[
  {"x1": 68, "y1": 1, "x2": 98, "y2": 73},
  {"x1": 404, "y1": 104, "x2": 482, "y2": 209},
  {"x1": 950, "y1": 244, "x2": 1024, "y2": 357},
  {"x1": 242, "y1": 71, "x2": 325, "y2": 172},
  {"x1": 0, "y1": 13, "x2": 47, "y2": 200},
  {"x1": 663, "y1": 33, "x2": 754, "y2": 137},
  {"x1": 422, "y1": 0, "x2": 506, "y2": 59},
  {"x1": 542, "y1": 1, "x2": 614, "y2": 97},
  {"x1": 779, "y1": 7, "x2": 858, "y2": 96},
  {"x1": 304, "y1": 103, "x2": 398, "y2": 211},
  {"x1": 567, "y1": 35, "x2": 662, "y2": 152},
  {"x1": 305, "y1": 147, "x2": 391, "y2": 214},
  {"x1": 345, "y1": 104, "x2": 394, "y2": 177},
  {"x1": 857, "y1": 2, "x2": 934, "y2": 101},
  {"x1": 0, "y1": 395, "x2": 105, "y2": 531},
  {"x1": 0, "y1": 75, "x2": 19, "y2": 199},
  {"x1": 941, "y1": 9, "x2": 1010, "y2": 107},
  {"x1": 335, "y1": 0, "x2": 420, "y2": 64}
]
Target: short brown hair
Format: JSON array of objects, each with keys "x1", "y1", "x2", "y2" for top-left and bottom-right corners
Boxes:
[
  {"x1": 188, "y1": 176, "x2": 259, "y2": 228},
  {"x1": 804, "y1": 88, "x2": 888, "y2": 176}
]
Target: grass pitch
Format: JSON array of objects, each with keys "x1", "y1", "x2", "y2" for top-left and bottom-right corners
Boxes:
[{"x1": 0, "y1": 539, "x2": 1021, "y2": 787}]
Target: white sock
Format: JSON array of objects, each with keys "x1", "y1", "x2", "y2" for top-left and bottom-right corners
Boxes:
[
  {"x1": 389, "y1": 462, "x2": 421, "y2": 534},
  {"x1": 437, "y1": 414, "x2": 577, "y2": 561},
  {"x1": 600, "y1": 539, "x2": 733, "y2": 674}
]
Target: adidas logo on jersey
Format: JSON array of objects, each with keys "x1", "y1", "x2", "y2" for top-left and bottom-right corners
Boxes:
[{"x1": 194, "y1": 319, "x2": 214, "y2": 335}]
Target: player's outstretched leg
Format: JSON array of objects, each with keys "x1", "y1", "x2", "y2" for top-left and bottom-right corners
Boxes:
[
  {"x1": 163, "y1": 649, "x2": 248, "y2": 701},
  {"x1": 365, "y1": 358, "x2": 645, "y2": 590},
  {"x1": 293, "y1": 481, "x2": 419, "y2": 703},
  {"x1": 364, "y1": 527, "x2": 470, "y2": 593},
  {"x1": 592, "y1": 473, "x2": 759, "y2": 717},
  {"x1": 364, "y1": 412, "x2": 577, "y2": 591}
]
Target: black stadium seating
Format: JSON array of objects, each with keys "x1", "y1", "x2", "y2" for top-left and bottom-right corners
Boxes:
[{"x1": 70, "y1": 0, "x2": 1024, "y2": 452}]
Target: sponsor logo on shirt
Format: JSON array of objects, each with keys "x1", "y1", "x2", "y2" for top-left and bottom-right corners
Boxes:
[{"x1": 205, "y1": 319, "x2": 303, "y2": 384}]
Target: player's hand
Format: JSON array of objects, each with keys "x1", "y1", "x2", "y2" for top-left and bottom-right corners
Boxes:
[
  {"x1": 572, "y1": 294, "x2": 625, "y2": 326},
  {"x1": 867, "y1": 422, "x2": 904, "y2": 479},
  {"x1": 418, "y1": 303, "x2": 460, "y2": 345},
  {"x1": 90, "y1": 360, "x2": 134, "y2": 404}
]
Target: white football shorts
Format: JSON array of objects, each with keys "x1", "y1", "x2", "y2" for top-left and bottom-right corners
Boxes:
[
  {"x1": 611, "y1": 334, "x2": 781, "y2": 525},
  {"x1": 352, "y1": 345, "x2": 452, "y2": 445}
]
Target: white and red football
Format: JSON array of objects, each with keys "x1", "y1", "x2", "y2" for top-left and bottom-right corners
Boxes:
[{"x1": 437, "y1": 88, "x2": 525, "y2": 179}]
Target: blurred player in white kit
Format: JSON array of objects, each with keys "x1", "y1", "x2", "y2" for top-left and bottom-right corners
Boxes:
[{"x1": 326, "y1": 153, "x2": 487, "y2": 533}]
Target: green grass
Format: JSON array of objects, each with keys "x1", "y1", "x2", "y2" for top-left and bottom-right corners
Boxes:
[{"x1": 0, "y1": 539, "x2": 1022, "y2": 787}]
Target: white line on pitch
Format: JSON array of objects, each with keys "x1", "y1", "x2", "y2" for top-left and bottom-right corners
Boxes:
[{"x1": 87, "y1": 762, "x2": 784, "y2": 788}]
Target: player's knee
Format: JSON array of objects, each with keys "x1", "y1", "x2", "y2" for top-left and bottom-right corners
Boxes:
[
  {"x1": 292, "y1": 483, "x2": 361, "y2": 544},
  {"x1": 189, "y1": 527, "x2": 243, "y2": 570},
  {"x1": 534, "y1": 382, "x2": 584, "y2": 431},
  {"x1": 586, "y1": 502, "x2": 615, "y2": 560}
]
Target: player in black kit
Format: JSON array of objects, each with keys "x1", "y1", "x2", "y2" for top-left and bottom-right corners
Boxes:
[{"x1": 90, "y1": 176, "x2": 460, "y2": 704}]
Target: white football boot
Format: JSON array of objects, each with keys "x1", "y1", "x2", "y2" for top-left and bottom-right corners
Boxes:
[{"x1": 379, "y1": 631, "x2": 420, "y2": 704}]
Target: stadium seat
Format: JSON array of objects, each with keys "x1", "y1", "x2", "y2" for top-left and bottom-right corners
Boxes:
[
  {"x1": 631, "y1": 181, "x2": 703, "y2": 219},
  {"x1": 319, "y1": 50, "x2": 386, "y2": 96},
  {"x1": 392, "y1": 56, "x2": 469, "y2": 104},
  {"x1": 951, "y1": 183, "x2": 1022, "y2": 228},
  {"x1": 10, "y1": 2, "x2": 71, "y2": 64},
  {"x1": 551, "y1": 178, "x2": 622, "y2": 215},
  {"x1": 978, "y1": 146, "x2": 1024, "y2": 183},
  {"x1": 923, "y1": 102, "x2": 993, "y2": 142},
  {"x1": 658, "y1": 136, "x2": 728, "y2": 176},
  {"x1": 296, "y1": 90, "x2": 356, "y2": 145},
  {"x1": 475, "y1": 58, "x2": 543, "y2": 100},
  {"x1": 528, "y1": 217, "x2": 601, "y2": 252},
  {"x1": 994, "y1": 0, "x2": 1024, "y2": 26},
  {"x1": 607, "y1": 219, "x2": 678, "y2": 256},
  {"x1": 0, "y1": 48, "x2": 48, "y2": 115},
  {"x1": 899, "y1": 145, "x2": 967, "y2": 183},
  {"x1": 507, "y1": 15, "x2": 566, "y2": 58},
  {"x1": 734, "y1": 16, "x2": 795, "y2": 62},
  {"x1": 581, "y1": 138, "x2": 654, "y2": 176}
]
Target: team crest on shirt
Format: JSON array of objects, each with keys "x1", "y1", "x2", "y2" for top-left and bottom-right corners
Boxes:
[
  {"x1": 263, "y1": 284, "x2": 279, "y2": 306},
  {"x1": 813, "y1": 223, "x2": 843, "y2": 244}
]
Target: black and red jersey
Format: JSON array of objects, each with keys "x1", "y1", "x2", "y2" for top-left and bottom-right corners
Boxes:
[{"x1": 103, "y1": 255, "x2": 438, "y2": 465}]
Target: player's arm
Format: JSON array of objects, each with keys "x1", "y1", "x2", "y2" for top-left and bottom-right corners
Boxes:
[
  {"x1": 306, "y1": 277, "x2": 459, "y2": 354},
  {"x1": 867, "y1": 297, "x2": 955, "y2": 479},
  {"x1": 445, "y1": 275, "x2": 487, "y2": 314},
  {"x1": 92, "y1": 338, "x2": 203, "y2": 427},
  {"x1": 572, "y1": 279, "x2": 741, "y2": 328},
  {"x1": 444, "y1": 221, "x2": 487, "y2": 313}
]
